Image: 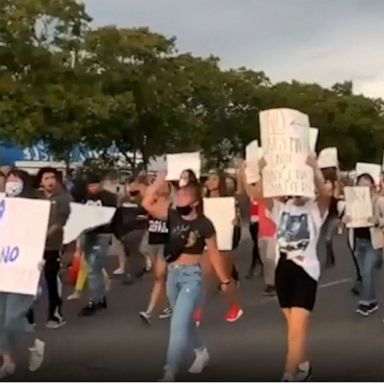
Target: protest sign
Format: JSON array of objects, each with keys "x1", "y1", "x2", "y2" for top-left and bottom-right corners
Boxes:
[
  {"x1": 309, "y1": 127, "x2": 318, "y2": 152},
  {"x1": 203, "y1": 197, "x2": 235, "y2": 251},
  {"x1": 318, "y1": 147, "x2": 338, "y2": 169},
  {"x1": 344, "y1": 186, "x2": 373, "y2": 228},
  {"x1": 166, "y1": 152, "x2": 201, "y2": 181},
  {"x1": 0, "y1": 196, "x2": 50, "y2": 295},
  {"x1": 64, "y1": 203, "x2": 116, "y2": 244},
  {"x1": 259, "y1": 108, "x2": 314, "y2": 198},
  {"x1": 356, "y1": 162, "x2": 381, "y2": 185},
  {"x1": 245, "y1": 140, "x2": 263, "y2": 184}
]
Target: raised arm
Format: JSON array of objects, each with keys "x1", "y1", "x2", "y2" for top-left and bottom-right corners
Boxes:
[
  {"x1": 307, "y1": 154, "x2": 329, "y2": 217},
  {"x1": 141, "y1": 171, "x2": 169, "y2": 220}
]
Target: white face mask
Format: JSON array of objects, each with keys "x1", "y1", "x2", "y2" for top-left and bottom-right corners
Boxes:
[
  {"x1": 178, "y1": 178, "x2": 188, "y2": 188},
  {"x1": 5, "y1": 180, "x2": 24, "y2": 197}
]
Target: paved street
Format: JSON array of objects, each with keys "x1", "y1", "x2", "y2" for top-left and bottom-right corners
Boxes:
[{"x1": 11, "y1": 231, "x2": 384, "y2": 382}]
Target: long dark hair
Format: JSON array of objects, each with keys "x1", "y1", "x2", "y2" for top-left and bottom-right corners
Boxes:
[{"x1": 207, "y1": 169, "x2": 228, "y2": 197}]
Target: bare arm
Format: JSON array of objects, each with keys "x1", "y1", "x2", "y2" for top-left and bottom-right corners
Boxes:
[{"x1": 141, "y1": 171, "x2": 169, "y2": 220}]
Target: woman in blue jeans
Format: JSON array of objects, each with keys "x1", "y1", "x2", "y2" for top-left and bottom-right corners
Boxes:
[
  {"x1": 343, "y1": 173, "x2": 384, "y2": 317},
  {"x1": 142, "y1": 171, "x2": 233, "y2": 382}
]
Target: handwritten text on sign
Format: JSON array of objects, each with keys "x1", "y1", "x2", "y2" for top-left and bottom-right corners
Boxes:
[
  {"x1": 0, "y1": 196, "x2": 50, "y2": 295},
  {"x1": 259, "y1": 108, "x2": 314, "y2": 198},
  {"x1": 344, "y1": 186, "x2": 373, "y2": 228}
]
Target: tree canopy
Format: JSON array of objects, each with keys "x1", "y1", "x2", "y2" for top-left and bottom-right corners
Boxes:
[{"x1": 0, "y1": 0, "x2": 383, "y2": 170}]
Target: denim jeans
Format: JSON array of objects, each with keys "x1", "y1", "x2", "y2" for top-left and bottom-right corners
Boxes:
[
  {"x1": 354, "y1": 238, "x2": 381, "y2": 305},
  {"x1": 165, "y1": 264, "x2": 205, "y2": 375},
  {"x1": 84, "y1": 234, "x2": 110, "y2": 302},
  {"x1": 0, "y1": 293, "x2": 34, "y2": 354}
]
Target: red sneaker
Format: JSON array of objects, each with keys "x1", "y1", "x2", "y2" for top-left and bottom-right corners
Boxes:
[
  {"x1": 194, "y1": 309, "x2": 202, "y2": 326},
  {"x1": 225, "y1": 305, "x2": 244, "y2": 323}
]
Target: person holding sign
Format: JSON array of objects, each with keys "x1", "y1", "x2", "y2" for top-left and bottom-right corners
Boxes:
[
  {"x1": 255, "y1": 155, "x2": 329, "y2": 382},
  {"x1": 341, "y1": 173, "x2": 384, "y2": 317},
  {"x1": 142, "y1": 171, "x2": 232, "y2": 382},
  {"x1": 0, "y1": 169, "x2": 45, "y2": 378}
]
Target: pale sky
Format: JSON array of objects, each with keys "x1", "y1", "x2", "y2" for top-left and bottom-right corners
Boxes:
[{"x1": 83, "y1": 0, "x2": 384, "y2": 99}]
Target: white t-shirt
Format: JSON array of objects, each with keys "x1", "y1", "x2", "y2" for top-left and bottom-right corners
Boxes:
[{"x1": 272, "y1": 199, "x2": 325, "y2": 281}]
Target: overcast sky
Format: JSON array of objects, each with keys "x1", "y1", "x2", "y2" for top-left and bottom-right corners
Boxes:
[{"x1": 83, "y1": 0, "x2": 384, "y2": 98}]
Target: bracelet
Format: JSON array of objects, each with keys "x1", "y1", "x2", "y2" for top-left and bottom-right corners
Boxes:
[{"x1": 220, "y1": 280, "x2": 231, "y2": 286}]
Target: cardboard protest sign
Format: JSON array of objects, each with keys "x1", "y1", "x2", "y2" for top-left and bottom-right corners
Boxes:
[
  {"x1": 356, "y1": 162, "x2": 381, "y2": 185},
  {"x1": 260, "y1": 108, "x2": 314, "y2": 198},
  {"x1": 245, "y1": 140, "x2": 263, "y2": 184},
  {"x1": 344, "y1": 186, "x2": 373, "y2": 228},
  {"x1": 318, "y1": 147, "x2": 338, "y2": 169},
  {"x1": 203, "y1": 197, "x2": 236, "y2": 251},
  {"x1": 64, "y1": 203, "x2": 116, "y2": 244},
  {"x1": 0, "y1": 196, "x2": 50, "y2": 295},
  {"x1": 166, "y1": 152, "x2": 201, "y2": 181},
  {"x1": 309, "y1": 127, "x2": 318, "y2": 153}
]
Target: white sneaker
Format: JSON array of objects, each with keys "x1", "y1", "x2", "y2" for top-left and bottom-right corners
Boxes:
[
  {"x1": 158, "y1": 369, "x2": 175, "y2": 382},
  {"x1": 45, "y1": 317, "x2": 66, "y2": 329},
  {"x1": 113, "y1": 267, "x2": 124, "y2": 275},
  {"x1": 28, "y1": 339, "x2": 45, "y2": 372},
  {"x1": 188, "y1": 348, "x2": 210, "y2": 374},
  {"x1": 295, "y1": 361, "x2": 312, "y2": 381},
  {"x1": 67, "y1": 291, "x2": 81, "y2": 300},
  {"x1": 0, "y1": 363, "x2": 16, "y2": 379}
]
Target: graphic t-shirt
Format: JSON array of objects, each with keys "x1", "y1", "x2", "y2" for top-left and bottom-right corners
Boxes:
[
  {"x1": 85, "y1": 190, "x2": 118, "y2": 235},
  {"x1": 272, "y1": 199, "x2": 325, "y2": 281},
  {"x1": 148, "y1": 217, "x2": 168, "y2": 245}
]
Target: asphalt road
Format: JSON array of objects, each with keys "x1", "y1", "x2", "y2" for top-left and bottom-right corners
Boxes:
[{"x1": 10, "y1": 230, "x2": 384, "y2": 382}]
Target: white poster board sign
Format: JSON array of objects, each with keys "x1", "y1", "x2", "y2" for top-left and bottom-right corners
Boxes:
[
  {"x1": 245, "y1": 140, "x2": 263, "y2": 184},
  {"x1": 260, "y1": 108, "x2": 314, "y2": 198},
  {"x1": 356, "y1": 162, "x2": 381, "y2": 186},
  {"x1": 203, "y1": 197, "x2": 235, "y2": 251},
  {"x1": 309, "y1": 127, "x2": 318, "y2": 152},
  {"x1": 344, "y1": 186, "x2": 373, "y2": 228},
  {"x1": 64, "y1": 203, "x2": 116, "y2": 244},
  {"x1": 166, "y1": 152, "x2": 201, "y2": 181},
  {"x1": 0, "y1": 197, "x2": 50, "y2": 295},
  {"x1": 318, "y1": 147, "x2": 338, "y2": 169}
]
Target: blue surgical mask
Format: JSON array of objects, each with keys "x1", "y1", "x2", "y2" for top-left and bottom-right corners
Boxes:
[{"x1": 5, "y1": 181, "x2": 24, "y2": 197}]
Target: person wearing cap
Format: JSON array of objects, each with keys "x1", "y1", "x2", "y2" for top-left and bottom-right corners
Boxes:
[{"x1": 79, "y1": 173, "x2": 118, "y2": 317}]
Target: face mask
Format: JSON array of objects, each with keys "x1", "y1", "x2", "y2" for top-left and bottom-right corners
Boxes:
[
  {"x1": 176, "y1": 205, "x2": 193, "y2": 216},
  {"x1": 5, "y1": 181, "x2": 24, "y2": 197},
  {"x1": 178, "y1": 178, "x2": 188, "y2": 188},
  {"x1": 130, "y1": 190, "x2": 140, "y2": 197}
]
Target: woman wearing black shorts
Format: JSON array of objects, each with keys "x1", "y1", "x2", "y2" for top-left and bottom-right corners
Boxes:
[{"x1": 257, "y1": 155, "x2": 329, "y2": 381}]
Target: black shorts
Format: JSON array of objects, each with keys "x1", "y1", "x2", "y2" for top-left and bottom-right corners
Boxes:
[{"x1": 275, "y1": 253, "x2": 318, "y2": 312}]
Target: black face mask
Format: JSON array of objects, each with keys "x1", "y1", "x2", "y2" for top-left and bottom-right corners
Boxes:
[
  {"x1": 130, "y1": 190, "x2": 140, "y2": 197},
  {"x1": 176, "y1": 205, "x2": 193, "y2": 216}
]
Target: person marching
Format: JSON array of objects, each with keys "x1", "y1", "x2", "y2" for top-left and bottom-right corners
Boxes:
[
  {"x1": 79, "y1": 173, "x2": 117, "y2": 316},
  {"x1": 139, "y1": 180, "x2": 173, "y2": 323},
  {"x1": 239, "y1": 162, "x2": 277, "y2": 296},
  {"x1": 142, "y1": 171, "x2": 233, "y2": 382},
  {"x1": 254, "y1": 155, "x2": 329, "y2": 381},
  {"x1": 0, "y1": 169, "x2": 45, "y2": 378},
  {"x1": 36, "y1": 167, "x2": 71, "y2": 329},
  {"x1": 342, "y1": 173, "x2": 384, "y2": 316}
]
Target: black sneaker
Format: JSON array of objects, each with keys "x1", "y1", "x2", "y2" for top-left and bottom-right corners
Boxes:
[
  {"x1": 98, "y1": 297, "x2": 107, "y2": 309},
  {"x1": 356, "y1": 303, "x2": 378, "y2": 317},
  {"x1": 79, "y1": 301, "x2": 98, "y2": 317},
  {"x1": 262, "y1": 285, "x2": 276, "y2": 297}
]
